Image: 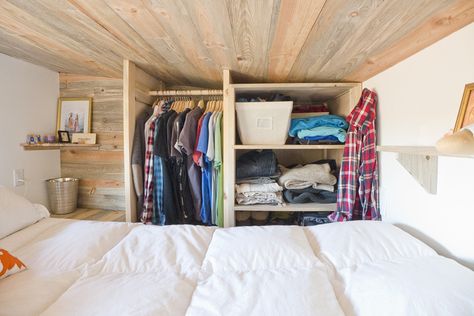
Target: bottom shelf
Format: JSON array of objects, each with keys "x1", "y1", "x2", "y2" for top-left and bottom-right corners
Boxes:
[
  {"x1": 50, "y1": 208, "x2": 125, "y2": 222},
  {"x1": 234, "y1": 203, "x2": 336, "y2": 212}
]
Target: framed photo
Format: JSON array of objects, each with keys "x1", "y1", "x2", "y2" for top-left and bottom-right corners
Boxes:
[
  {"x1": 71, "y1": 133, "x2": 96, "y2": 144},
  {"x1": 454, "y1": 83, "x2": 474, "y2": 132},
  {"x1": 58, "y1": 130, "x2": 71, "y2": 143},
  {"x1": 56, "y1": 97, "x2": 92, "y2": 134}
]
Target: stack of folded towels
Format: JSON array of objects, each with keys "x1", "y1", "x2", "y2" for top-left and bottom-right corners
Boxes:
[
  {"x1": 235, "y1": 150, "x2": 283, "y2": 205},
  {"x1": 289, "y1": 114, "x2": 348, "y2": 144},
  {"x1": 278, "y1": 160, "x2": 338, "y2": 204}
]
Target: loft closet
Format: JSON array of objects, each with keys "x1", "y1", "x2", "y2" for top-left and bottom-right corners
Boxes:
[{"x1": 123, "y1": 62, "x2": 362, "y2": 227}]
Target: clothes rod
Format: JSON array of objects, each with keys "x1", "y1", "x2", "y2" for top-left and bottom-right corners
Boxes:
[{"x1": 149, "y1": 89, "x2": 223, "y2": 96}]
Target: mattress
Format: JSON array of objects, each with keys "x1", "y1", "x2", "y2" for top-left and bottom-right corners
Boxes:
[{"x1": 1, "y1": 218, "x2": 473, "y2": 316}]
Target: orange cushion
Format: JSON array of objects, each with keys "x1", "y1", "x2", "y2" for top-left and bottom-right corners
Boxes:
[{"x1": 0, "y1": 248, "x2": 27, "y2": 279}]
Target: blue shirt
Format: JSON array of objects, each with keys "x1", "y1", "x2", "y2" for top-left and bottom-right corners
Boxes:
[{"x1": 196, "y1": 113, "x2": 212, "y2": 224}]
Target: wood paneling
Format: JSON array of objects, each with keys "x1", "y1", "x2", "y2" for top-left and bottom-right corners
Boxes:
[
  {"x1": 0, "y1": 1, "x2": 471, "y2": 86},
  {"x1": 51, "y1": 208, "x2": 125, "y2": 222},
  {"x1": 60, "y1": 73, "x2": 125, "y2": 211}
]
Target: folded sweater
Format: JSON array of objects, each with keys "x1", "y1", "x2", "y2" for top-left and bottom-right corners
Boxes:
[
  {"x1": 278, "y1": 164, "x2": 337, "y2": 190},
  {"x1": 289, "y1": 115, "x2": 348, "y2": 137},
  {"x1": 235, "y1": 182, "x2": 283, "y2": 194}
]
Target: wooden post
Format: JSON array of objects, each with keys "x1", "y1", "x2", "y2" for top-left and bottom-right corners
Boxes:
[
  {"x1": 222, "y1": 69, "x2": 235, "y2": 227},
  {"x1": 123, "y1": 59, "x2": 137, "y2": 222}
]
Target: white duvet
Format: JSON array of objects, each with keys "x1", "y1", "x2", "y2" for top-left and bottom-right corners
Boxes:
[{"x1": 1, "y1": 219, "x2": 473, "y2": 316}]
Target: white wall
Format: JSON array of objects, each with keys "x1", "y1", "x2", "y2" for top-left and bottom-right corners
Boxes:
[
  {"x1": 364, "y1": 23, "x2": 474, "y2": 269},
  {"x1": 0, "y1": 53, "x2": 60, "y2": 206}
]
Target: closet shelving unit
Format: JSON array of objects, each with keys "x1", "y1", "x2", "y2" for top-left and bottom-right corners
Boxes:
[{"x1": 222, "y1": 70, "x2": 361, "y2": 227}]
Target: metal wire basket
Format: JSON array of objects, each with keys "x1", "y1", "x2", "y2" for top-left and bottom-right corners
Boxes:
[{"x1": 46, "y1": 177, "x2": 79, "y2": 215}]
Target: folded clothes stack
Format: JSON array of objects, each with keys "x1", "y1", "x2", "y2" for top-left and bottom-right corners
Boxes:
[
  {"x1": 278, "y1": 162, "x2": 337, "y2": 204},
  {"x1": 289, "y1": 114, "x2": 348, "y2": 144},
  {"x1": 235, "y1": 150, "x2": 283, "y2": 205},
  {"x1": 291, "y1": 103, "x2": 329, "y2": 119}
]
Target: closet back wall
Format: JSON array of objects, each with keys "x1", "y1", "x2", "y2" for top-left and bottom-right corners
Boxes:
[{"x1": 59, "y1": 74, "x2": 124, "y2": 210}]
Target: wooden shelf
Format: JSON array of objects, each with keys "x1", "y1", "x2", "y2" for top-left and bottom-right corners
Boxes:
[
  {"x1": 234, "y1": 144, "x2": 344, "y2": 150},
  {"x1": 21, "y1": 143, "x2": 100, "y2": 151},
  {"x1": 234, "y1": 203, "x2": 336, "y2": 212},
  {"x1": 377, "y1": 145, "x2": 474, "y2": 158}
]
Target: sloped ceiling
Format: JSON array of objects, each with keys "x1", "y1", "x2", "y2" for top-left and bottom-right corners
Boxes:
[{"x1": 0, "y1": 0, "x2": 473, "y2": 87}]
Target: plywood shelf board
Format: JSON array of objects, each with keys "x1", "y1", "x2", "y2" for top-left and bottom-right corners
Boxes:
[
  {"x1": 377, "y1": 145, "x2": 474, "y2": 159},
  {"x1": 234, "y1": 203, "x2": 336, "y2": 212},
  {"x1": 21, "y1": 143, "x2": 100, "y2": 150},
  {"x1": 232, "y1": 83, "x2": 359, "y2": 101},
  {"x1": 234, "y1": 144, "x2": 344, "y2": 150}
]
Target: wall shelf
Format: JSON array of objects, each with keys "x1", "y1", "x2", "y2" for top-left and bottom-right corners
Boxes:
[
  {"x1": 234, "y1": 144, "x2": 345, "y2": 150},
  {"x1": 234, "y1": 203, "x2": 336, "y2": 212},
  {"x1": 21, "y1": 143, "x2": 100, "y2": 151},
  {"x1": 377, "y1": 145, "x2": 474, "y2": 159},
  {"x1": 377, "y1": 145, "x2": 474, "y2": 195}
]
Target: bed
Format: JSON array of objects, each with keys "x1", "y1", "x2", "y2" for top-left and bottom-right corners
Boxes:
[{"x1": 1, "y1": 215, "x2": 474, "y2": 316}]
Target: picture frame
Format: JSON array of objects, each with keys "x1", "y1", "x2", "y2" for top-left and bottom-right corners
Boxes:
[
  {"x1": 56, "y1": 97, "x2": 92, "y2": 134},
  {"x1": 454, "y1": 83, "x2": 474, "y2": 132},
  {"x1": 71, "y1": 133, "x2": 97, "y2": 144},
  {"x1": 58, "y1": 130, "x2": 71, "y2": 143}
]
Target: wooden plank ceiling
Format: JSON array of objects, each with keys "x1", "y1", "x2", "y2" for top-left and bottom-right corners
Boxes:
[{"x1": 0, "y1": 0, "x2": 472, "y2": 87}]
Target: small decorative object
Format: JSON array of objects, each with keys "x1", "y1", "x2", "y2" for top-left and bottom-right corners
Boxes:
[
  {"x1": 454, "y1": 83, "x2": 474, "y2": 132},
  {"x1": 58, "y1": 130, "x2": 71, "y2": 143},
  {"x1": 26, "y1": 134, "x2": 36, "y2": 144},
  {"x1": 71, "y1": 133, "x2": 96, "y2": 144},
  {"x1": 56, "y1": 97, "x2": 92, "y2": 134},
  {"x1": 436, "y1": 128, "x2": 474, "y2": 155},
  {"x1": 35, "y1": 135, "x2": 42, "y2": 144},
  {"x1": 47, "y1": 135, "x2": 56, "y2": 143}
]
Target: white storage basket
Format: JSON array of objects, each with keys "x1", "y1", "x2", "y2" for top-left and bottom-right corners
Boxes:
[{"x1": 236, "y1": 101, "x2": 293, "y2": 145}]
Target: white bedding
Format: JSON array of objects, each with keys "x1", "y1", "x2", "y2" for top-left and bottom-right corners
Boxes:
[{"x1": 1, "y1": 219, "x2": 473, "y2": 316}]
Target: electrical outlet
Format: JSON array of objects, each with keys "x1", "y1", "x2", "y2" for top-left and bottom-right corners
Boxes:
[{"x1": 13, "y1": 169, "x2": 24, "y2": 187}]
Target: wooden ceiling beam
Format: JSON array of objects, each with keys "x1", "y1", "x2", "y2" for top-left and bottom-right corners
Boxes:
[
  {"x1": 67, "y1": 0, "x2": 180, "y2": 84},
  {"x1": 345, "y1": 0, "x2": 474, "y2": 82},
  {"x1": 287, "y1": 0, "x2": 461, "y2": 82},
  {"x1": 267, "y1": 0, "x2": 326, "y2": 82}
]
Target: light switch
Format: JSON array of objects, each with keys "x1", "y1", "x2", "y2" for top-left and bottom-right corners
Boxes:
[{"x1": 13, "y1": 169, "x2": 25, "y2": 187}]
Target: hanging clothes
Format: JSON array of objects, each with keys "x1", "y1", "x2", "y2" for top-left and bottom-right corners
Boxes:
[
  {"x1": 171, "y1": 108, "x2": 194, "y2": 223},
  {"x1": 178, "y1": 107, "x2": 204, "y2": 222},
  {"x1": 140, "y1": 96, "x2": 223, "y2": 227},
  {"x1": 206, "y1": 111, "x2": 217, "y2": 224},
  {"x1": 328, "y1": 88, "x2": 380, "y2": 221},
  {"x1": 142, "y1": 116, "x2": 159, "y2": 224},
  {"x1": 196, "y1": 112, "x2": 213, "y2": 224},
  {"x1": 213, "y1": 112, "x2": 223, "y2": 227},
  {"x1": 153, "y1": 109, "x2": 179, "y2": 225},
  {"x1": 131, "y1": 107, "x2": 153, "y2": 220}
]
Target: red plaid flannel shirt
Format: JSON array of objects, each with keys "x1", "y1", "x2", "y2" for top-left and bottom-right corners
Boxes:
[
  {"x1": 329, "y1": 88, "x2": 380, "y2": 221},
  {"x1": 141, "y1": 118, "x2": 157, "y2": 224}
]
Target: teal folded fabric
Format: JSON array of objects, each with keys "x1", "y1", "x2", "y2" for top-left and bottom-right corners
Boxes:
[
  {"x1": 289, "y1": 115, "x2": 348, "y2": 137},
  {"x1": 297, "y1": 126, "x2": 347, "y2": 142}
]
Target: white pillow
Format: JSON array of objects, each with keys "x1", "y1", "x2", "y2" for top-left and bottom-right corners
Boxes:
[
  {"x1": 0, "y1": 186, "x2": 49, "y2": 239},
  {"x1": 305, "y1": 221, "x2": 436, "y2": 269}
]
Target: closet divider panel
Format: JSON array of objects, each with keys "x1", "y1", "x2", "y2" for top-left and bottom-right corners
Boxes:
[
  {"x1": 123, "y1": 60, "x2": 163, "y2": 222},
  {"x1": 223, "y1": 69, "x2": 235, "y2": 228},
  {"x1": 59, "y1": 73, "x2": 124, "y2": 210}
]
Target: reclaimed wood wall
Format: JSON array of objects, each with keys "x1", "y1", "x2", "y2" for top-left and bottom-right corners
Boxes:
[{"x1": 59, "y1": 73, "x2": 124, "y2": 210}]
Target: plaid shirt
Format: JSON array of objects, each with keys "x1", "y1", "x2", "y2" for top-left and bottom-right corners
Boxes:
[
  {"x1": 329, "y1": 88, "x2": 380, "y2": 221},
  {"x1": 141, "y1": 117, "x2": 157, "y2": 224}
]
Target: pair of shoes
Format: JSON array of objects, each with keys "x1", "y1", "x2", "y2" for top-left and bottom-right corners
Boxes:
[{"x1": 235, "y1": 211, "x2": 270, "y2": 226}]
